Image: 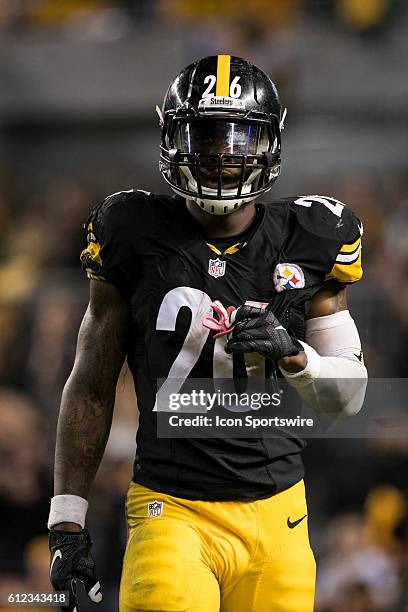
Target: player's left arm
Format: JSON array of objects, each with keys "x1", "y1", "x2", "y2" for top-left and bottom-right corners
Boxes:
[
  {"x1": 226, "y1": 280, "x2": 367, "y2": 417},
  {"x1": 278, "y1": 279, "x2": 348, "y2": 373},
  {"x1": 279, "y1": 280, "x2": 367, "y2": 416}
]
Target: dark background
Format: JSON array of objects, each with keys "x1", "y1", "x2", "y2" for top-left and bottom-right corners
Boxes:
[{"x1": 0, "y1": 1, "x2": 407, "y2": 610}]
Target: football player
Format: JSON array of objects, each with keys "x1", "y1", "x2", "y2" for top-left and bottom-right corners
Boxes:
[{"x1": 48, "y1": 55, "x2": 367, "y2": 612}]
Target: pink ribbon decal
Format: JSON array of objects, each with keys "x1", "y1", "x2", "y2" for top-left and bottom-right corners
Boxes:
[{"x1": 203, "y1": 300, "x2": 237, "y2": 338}]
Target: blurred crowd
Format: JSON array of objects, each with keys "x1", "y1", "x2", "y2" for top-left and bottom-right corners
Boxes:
[
  {"x1": 0, "y1": 0, "x2": 403, "y2": 38},
  {"x1": 1, "y1": 1, "x2": 408, "y2": 611}
]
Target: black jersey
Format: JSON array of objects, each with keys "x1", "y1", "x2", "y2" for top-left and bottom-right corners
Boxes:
[{"x1": 80, "y1": 191, "x2": 363, "y2": 500}]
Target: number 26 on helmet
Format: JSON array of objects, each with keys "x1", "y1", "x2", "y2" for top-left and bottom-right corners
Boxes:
[{"x1": 158, "y1": 54, "x2": 286, "y2": 216}]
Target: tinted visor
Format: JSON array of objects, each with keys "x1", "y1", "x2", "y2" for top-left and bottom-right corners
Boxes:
[{"x1": 175, "y1": 121, "x2": 270, "y2": 156}]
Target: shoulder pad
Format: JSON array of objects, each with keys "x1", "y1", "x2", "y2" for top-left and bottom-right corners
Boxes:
[
  {"x1": 80, "y1": 189, "x2": 152, "y2": 294},
  {"x1": 101, "y1": 188, "x2": 150, "y2": 210},
  {"x1": 288, "y1": 195, "x2": 361, "y2": 242},
  {"x1": 287, "y1": 195, "x2": 363, "y2": 284},
  {"x1": 89, "y1": 188, "x2": 152, "y2": 236},
  {"x1": 81, "y1": 188, "x2": 151, "y2": 268}
]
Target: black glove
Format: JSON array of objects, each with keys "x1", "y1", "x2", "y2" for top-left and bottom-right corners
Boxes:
[
  {"x1": 225, "y1": 303, "x2": 303, "y2": 360},
  {"x1": 49, "y1": 528, "x2": 102, "y2": 612}
]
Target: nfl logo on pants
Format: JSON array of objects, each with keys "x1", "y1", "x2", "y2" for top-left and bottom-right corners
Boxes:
[
  {"x1": 208, "y1": 258, "x2": 226, "y2": 278},
  {"x1": 147, "y1": 500, "x2": 163, "y2": 517}
]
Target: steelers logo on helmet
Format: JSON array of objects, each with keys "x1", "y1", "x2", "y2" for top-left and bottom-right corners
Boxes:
[
  {"x1": 158, "y1": 54, "x2": 284, "y2": 215},
  {"x1": 273, "y1": 263, "x2": 305, "y2": 293}
]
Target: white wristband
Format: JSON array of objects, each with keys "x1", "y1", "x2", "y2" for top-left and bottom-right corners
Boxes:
[{"x1": 48, "y1": 494, "x2": 89, "y2": 530}]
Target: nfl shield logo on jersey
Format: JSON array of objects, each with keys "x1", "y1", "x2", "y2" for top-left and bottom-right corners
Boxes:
[
  {"x1": 147, "y1": 500, "x2": 164, "y2": 518},
  {"x1": 273, "y1": 263, "x2": 305, "y2": 293},
  {"x1": 208, "y1": 258, "x2": 226, "y2": 278}
]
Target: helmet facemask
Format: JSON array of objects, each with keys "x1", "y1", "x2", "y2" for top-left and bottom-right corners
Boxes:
[{"x1": 160, "y1": 110, "x2": 281, "y2": 215}]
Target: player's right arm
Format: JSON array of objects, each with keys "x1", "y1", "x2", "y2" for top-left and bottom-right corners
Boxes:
[
  {"x1": 53, "y1": 279, "x2": 129, "y2": 523},
  {"x1": 49, "y1": 279, "x2": 129, "y2": 611}
]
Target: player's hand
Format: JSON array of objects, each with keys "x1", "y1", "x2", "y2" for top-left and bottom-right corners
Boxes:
[
  {"x1": 49, "y1": 528, "x2": 102, "y2": 612},
  {"x1": 225, "y1": 303, "x2": 303, "y2": 362}
]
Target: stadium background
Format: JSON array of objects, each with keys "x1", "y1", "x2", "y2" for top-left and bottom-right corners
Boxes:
[{"x1": 0, "y1": 1, "x2": 407, "y2": 610}]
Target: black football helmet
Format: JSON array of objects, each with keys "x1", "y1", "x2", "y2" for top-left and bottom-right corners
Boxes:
[{"x1": 158, "y1": 55, "x2": 285, "y2": 215}]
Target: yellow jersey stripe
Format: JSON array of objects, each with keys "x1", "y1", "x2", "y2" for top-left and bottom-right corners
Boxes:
[
  {"x1": 206, "y1": 241, "x2": 242, "y2": 256},
  {"x1": 339, "y1": 236, "x2": 361, "y2": 254},
  {"x1": 327, "y1": 252, "x2": 363, "y2": 283},
  {"x1": 206, "y1": 243, "x2": 222, "y2": 255},
  {"x1": 223, "y1": 242, "x2": 241, "y2": 255},
  {"x1": 216, "y1": 54, "x2": 231, "y2": 96}
]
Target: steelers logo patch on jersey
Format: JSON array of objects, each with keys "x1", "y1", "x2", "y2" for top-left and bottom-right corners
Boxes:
[{"x1": 273, "y1": 263, "x2": 305, "y2": 293}]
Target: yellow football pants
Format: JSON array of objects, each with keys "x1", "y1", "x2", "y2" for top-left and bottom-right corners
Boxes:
[{"x1": 119, "y1": 480, "x2": 315, "y2": 612}]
